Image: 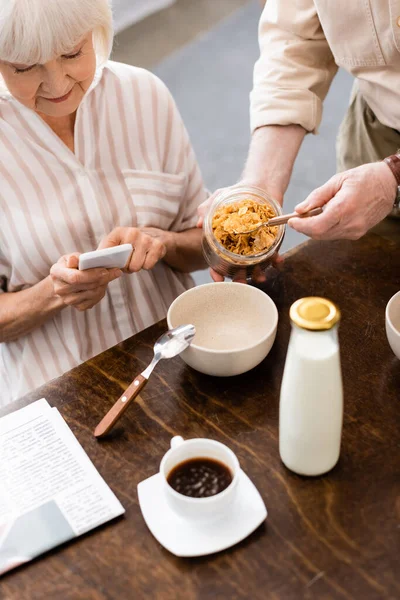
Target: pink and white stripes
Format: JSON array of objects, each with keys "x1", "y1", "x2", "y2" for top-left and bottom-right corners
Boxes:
[{"x1": 0, "y1": 61, "x2": 206, "y2": 406}]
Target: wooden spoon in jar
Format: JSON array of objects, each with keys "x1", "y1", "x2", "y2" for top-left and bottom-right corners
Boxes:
[{"x1": 233, "y1": 207, "x2": 323, "y2": 235}]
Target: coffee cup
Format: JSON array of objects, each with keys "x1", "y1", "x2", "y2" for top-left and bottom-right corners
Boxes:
[{"x1": 160, "y1": 436, "x2": 240, "y2": 520}]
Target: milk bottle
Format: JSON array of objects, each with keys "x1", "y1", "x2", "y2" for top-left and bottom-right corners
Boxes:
[{"x1": 279, "y1": 297, "x2": 343, "y2": 476}]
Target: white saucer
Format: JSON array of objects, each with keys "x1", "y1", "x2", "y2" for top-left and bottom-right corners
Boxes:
[{"x1": 137, "y1": 470, "x2": 267, "y2": 557}]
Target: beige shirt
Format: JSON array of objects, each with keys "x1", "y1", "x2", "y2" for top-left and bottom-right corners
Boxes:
[
  {"x1": 0, "y1": 61, "x2": 206, "y2": 406},
  {"x1": 251, "y1": 1, "x2": 400, "y2": 134}
]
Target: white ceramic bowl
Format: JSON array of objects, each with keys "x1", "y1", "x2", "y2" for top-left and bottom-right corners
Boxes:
[
  {"x1": 167, "y1": 282, "x2": 278, "y2": 377},
  {"x1": 386, "y1": 291, "x2": 400, "y2": 359}
]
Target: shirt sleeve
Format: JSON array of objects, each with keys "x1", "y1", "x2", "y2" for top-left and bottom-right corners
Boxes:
[
  {"x1": 152, "y1": 75, "x2": 208, "y2": 232},
  {"x1": 250, "y1": 0, "x2": 338, "y2": 134}
]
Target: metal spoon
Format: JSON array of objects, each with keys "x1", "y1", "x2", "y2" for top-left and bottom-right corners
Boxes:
[
  {"x1": 233, "y1": 207, "x2": 323, "y2": 235},
  {"x1": 94, "y1": 324, "x2": 196, "y2": 438}
]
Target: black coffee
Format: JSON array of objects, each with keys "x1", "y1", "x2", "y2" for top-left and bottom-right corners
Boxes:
[{"x1": 167, "y1": 457, "x2": 233, "y2": 498}]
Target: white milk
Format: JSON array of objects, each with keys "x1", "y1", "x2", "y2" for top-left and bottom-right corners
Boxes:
[{"x1": 279, "y1": 325, "x2": 343, "y2": 476}]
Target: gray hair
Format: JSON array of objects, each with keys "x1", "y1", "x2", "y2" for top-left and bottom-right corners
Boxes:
[{"x1": 0, "y1": 0, "x2": 113, "y2": 64}]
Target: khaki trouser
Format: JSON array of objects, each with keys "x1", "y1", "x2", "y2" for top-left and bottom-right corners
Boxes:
[
  {"x1": 336, "y1": 81, "x2": 400, "y2": 223},
  {"x1": 337, "y1": 81, "x2": 400, "y2": 171}
]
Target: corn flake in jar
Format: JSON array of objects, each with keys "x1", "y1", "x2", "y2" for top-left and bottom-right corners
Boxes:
[{"x1": 212, "y1": 199, "x2": 278, "y2": 256}]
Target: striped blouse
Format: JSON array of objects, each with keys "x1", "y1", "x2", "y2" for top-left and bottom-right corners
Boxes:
[{"x1": 0, "y1": 61, "x2": 206, "y2": 407}]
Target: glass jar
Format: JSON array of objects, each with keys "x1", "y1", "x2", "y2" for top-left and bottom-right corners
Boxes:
[{"x1": 202, "y1": 185, "x2": 285, "y2": 279}]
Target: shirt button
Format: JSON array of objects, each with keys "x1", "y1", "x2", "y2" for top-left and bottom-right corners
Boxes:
[{"x1": 397, "y1": 16, "x2": 400, "y2": 27}]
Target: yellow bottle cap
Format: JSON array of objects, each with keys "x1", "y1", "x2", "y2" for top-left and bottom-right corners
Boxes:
[{"x1": 290, "y1": 297, "x2": 341, "y2": 331}]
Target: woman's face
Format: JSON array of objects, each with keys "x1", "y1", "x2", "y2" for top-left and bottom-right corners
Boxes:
[{"x1": 0, "y1": 34, "x2": 96, "y2": 117}]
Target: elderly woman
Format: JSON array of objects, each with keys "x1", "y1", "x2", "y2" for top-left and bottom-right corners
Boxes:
[{"x1": 0, "y1": 0, "x2": 207, "y2": 406}]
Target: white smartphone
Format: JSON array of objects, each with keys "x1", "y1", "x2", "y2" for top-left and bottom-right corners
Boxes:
[{"x1": 78, "y1": 244, "x2": 133, "y2": 271}]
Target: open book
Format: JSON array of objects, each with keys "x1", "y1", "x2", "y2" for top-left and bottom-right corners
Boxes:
[{"x1": 0, "y1": 399, "x2": 125, "y2": 575}]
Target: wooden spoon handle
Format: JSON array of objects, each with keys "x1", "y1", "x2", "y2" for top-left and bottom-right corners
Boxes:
[
  {"x1": 94, "y1": 374, "x2": 148, "y2": 438},
  {"x1": 268, "y1": 207, "x2": 323, "y2": 226}
]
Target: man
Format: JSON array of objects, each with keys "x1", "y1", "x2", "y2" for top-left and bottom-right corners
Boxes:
[{"x1": 199, "y1": 1, "x2": 400, "y2": 252}]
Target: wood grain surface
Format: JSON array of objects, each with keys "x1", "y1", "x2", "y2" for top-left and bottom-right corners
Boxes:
[{"x1": 1, "y1": 233, "x2": 399, "y2": 600}]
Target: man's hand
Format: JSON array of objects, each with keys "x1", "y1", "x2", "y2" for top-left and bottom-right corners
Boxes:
[
  {"x1": 289, "y1": 162, "x2": 397, "y2": 240},
  {"x1": 197, "y1": 185, "x2": 238, "y2": 229},
  {"x1": 209, "y1": 255, "x2": 284, "y2": 284},
  {"x1": 50, "y1": 254, "x2": 122, "y2": 311},
  {"x1": 98, "y1": 227, "x2": 168, "y2": 273}
]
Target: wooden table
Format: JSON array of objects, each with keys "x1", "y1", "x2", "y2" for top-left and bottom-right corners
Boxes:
[{"x1": 1, "y1": 233, "x2": 399, "y2": 600}]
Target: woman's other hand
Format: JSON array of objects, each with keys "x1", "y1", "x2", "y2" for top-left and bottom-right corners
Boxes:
[
  {"x1": 98, "y1": 227, "x2": 167, "y2": 273},
  {"x1": 197, "y1": 185, "x2": 247, "y2": 229},
  {"x1": 197, "y1": 188, "x2": 223, "y2": 229},
  {"x1": 289, "y1": 162, "x2": 397, "y2": 240},
  {"x1": 50, "y1": 254, "x2": 122, "y2": 311}
]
